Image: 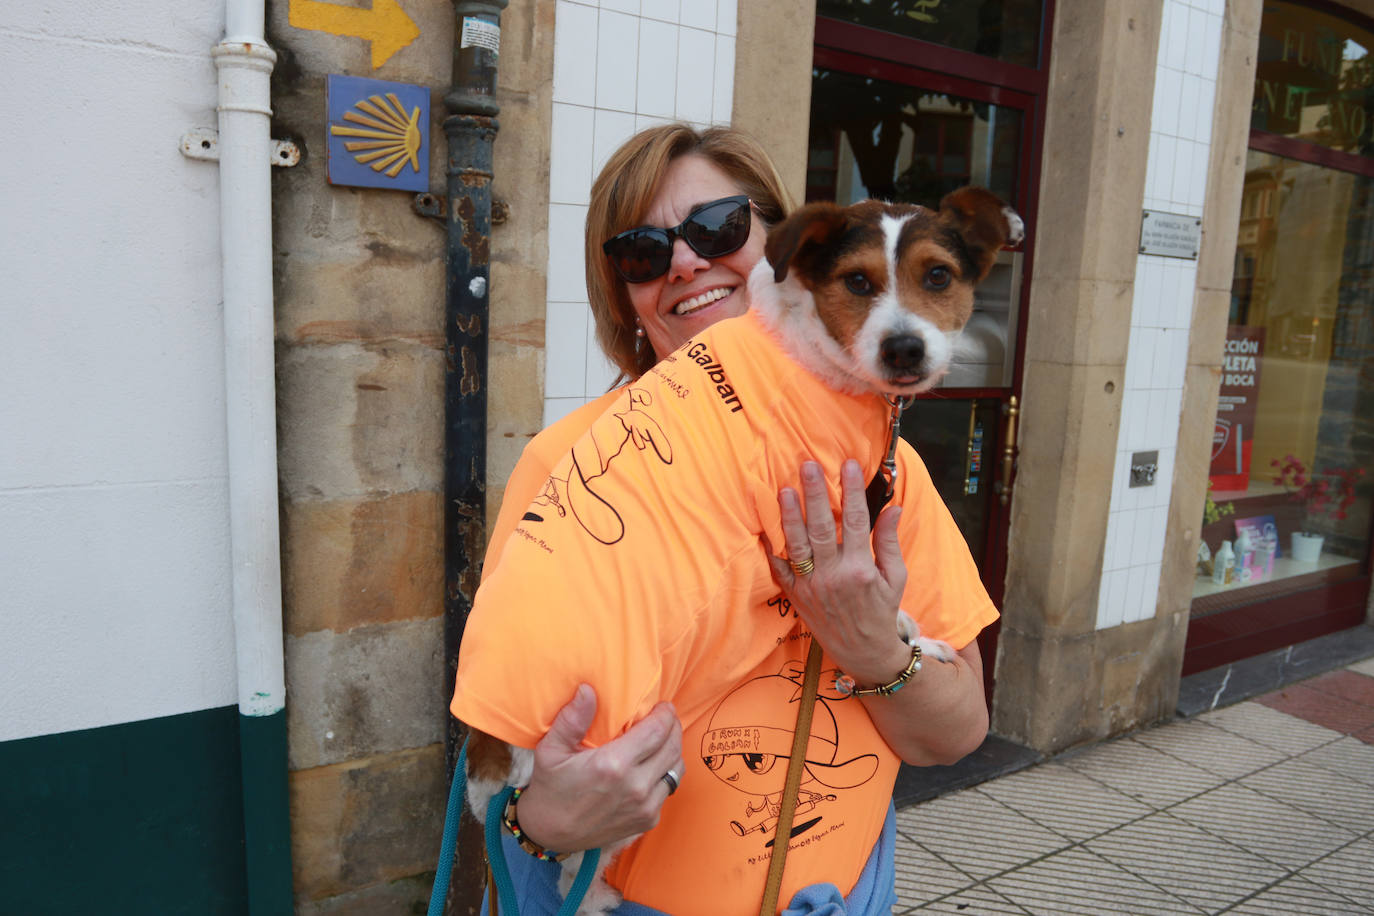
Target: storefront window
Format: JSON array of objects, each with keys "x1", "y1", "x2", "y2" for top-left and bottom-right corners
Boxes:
[
  {"x1": 1194, "y1": 149, "x2": 1374, "y2": 610},
  {"x1": 816, "y1": 0, "x2": 1043, "y2": 69},
  {"x1": 1252, "y1": 1, "x2": 1374, "y2": 156}
]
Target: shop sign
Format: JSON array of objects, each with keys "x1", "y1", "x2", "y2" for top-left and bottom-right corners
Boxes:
[
  {"x1": 1251, "y1": 1, "x2": 1374, "y2": 153},
  {"x1": 1210, "y1": 326, "x2": 1265, "y2": 492},
  {"x1": 1139, "y1": 210, "x2": 1201, "y2": 260}
]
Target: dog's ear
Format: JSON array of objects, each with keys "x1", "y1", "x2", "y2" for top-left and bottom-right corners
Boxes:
[
  {"x1": 937, "y1": 187, "x2": 1023, "y2": 282},
  {"x1": 765, "y1": 203, "x2": 848, "y2": 283}
]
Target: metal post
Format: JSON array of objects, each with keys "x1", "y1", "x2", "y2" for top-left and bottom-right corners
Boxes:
[{"x1": 442, "y1": 2, "x2": 506, "y2": 912}]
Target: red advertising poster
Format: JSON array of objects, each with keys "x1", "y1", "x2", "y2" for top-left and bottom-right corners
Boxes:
[{"x1": 1210, "y1": 326, "x2": 1264, "y2": 491}]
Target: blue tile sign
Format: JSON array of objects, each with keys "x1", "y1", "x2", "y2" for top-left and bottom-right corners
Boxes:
[{"x1": 326, "y1": 74, "x2": 429, "y2": 192}]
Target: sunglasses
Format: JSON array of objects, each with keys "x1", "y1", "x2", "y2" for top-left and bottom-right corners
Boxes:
[{"x1": 602, "y1": 195, "x2": 753, "y2": 283}]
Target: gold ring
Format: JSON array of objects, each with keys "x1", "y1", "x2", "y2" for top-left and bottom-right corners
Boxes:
[{"x1": 789, "y1": 556, "x2": 815, "y2": 577}]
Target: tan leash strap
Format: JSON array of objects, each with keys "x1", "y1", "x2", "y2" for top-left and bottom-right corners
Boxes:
[
  {"x1": 487, "y1": 862, "x2": 498, "y2": 914},
  {"x1": 759, "y1": 638, "x2": 825, "y2": 916}
]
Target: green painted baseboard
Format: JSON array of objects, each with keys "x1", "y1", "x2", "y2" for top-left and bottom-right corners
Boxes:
[{"x1": 1, "y1": 706, "x2": 249, "y2": 914}]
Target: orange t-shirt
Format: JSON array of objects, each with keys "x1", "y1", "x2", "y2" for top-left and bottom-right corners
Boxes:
[{"x1": 453, "y1": 309, "x2": 997, "y2": 915}]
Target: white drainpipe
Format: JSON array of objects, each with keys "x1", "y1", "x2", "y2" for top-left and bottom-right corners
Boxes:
[{"x1": 212, "y1": 1, "x2": 292, "y2": 907}]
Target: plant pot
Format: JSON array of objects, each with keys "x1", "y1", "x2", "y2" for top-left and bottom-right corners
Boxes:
[{"x1": 1291, "y1": 531, "x2": 1324, "y2": 563}]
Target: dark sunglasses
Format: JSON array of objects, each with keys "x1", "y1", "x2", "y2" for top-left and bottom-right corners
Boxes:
[{"x1": 602, "y1": 195, "x2": 753, "y2": 283}]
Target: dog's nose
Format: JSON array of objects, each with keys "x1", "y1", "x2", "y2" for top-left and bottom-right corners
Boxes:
[{"x1": 880, "y1": 334, "x2": 925, "y2": 373}]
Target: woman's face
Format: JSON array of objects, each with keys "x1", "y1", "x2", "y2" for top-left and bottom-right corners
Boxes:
[{"x1": 623, "y1": 154, "x2": 767, "y2": 360}]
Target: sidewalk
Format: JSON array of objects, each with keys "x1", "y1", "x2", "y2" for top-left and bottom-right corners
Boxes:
[{"x1": 890, "y1": 656, "x2": 1374, "y2": 913}]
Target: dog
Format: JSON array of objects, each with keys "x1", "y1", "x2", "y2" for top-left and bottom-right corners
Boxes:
[{"x1": 454, "y1": 188, "x2": 1022, "y2": 914}]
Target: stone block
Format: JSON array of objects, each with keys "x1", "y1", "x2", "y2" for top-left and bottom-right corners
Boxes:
[
  {"x1": 1188, "y1": 288, "x2": 1230, "y2": 369},
  {"x1": 734, "y1": 0, "x2": 817, "y2": 202},
  {"x1": 286, "y1": 618, "x2": 445, "y2": 770},
  {"x1": 1022, "y1": 275, "x2": 1133, "y2": 368},
  {"x1": 1003, "y1": 361, "x2": 1122, "y2": 636},
  {"x1": 266, "y1": 0, "x2": 453, "y2": 88},
  {"x1": 277, "y1": 342, "x2": 445, "y2": 501},
  {"x1": 296, "y1": 873, "x2": 433, "y2": 916},
  {"x1": 289, "y1": 744, "x2": 446, "y2": 904},
  {"x1": 1033, "y1": 0, "x2": 1159, "y2": 286},
  {"x1": 1198, "y1": 2, "x2": 1262, "y2": 293},
  {"x1": 282, "y1": 491, "x2": 443, "y2": 637}
]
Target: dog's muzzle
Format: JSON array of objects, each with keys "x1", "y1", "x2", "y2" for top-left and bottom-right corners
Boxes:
[{"x1": 880, "y1": 333, "x2": 926, "y2": 375}]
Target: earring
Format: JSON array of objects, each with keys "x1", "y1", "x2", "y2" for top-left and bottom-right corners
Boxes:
[{"x1": 634, "y1": 320, "x2": 645, "y2": 339}]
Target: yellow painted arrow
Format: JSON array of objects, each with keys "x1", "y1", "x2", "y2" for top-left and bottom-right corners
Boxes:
[{"x1": 289, "y1": 0, "x2": 420, "y2": 70}]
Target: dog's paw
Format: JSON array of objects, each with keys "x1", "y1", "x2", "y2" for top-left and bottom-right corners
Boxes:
[
  {"x1": 559, "y1": 852, "x2": 623, "y2": 915},
  {"x1": 896, "y1": 611, "x2": 957, "y2": 664},
  {"x1": 917, "y1": 636, "x2": 956, "y2": 664}
]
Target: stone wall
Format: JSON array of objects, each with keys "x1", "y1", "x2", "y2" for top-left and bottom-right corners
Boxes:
[{"x1": 266, "y1": 0, "x2": 552, "y2": 908}]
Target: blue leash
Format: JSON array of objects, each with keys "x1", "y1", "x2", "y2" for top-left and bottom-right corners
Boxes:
[{"x1": 428, "y1": 738, "x2": 602, "y2": 916}]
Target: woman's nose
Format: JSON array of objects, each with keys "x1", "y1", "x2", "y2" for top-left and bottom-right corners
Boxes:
[{"x1": 665, "y1": 237, "x2": 710, "y2": 283}]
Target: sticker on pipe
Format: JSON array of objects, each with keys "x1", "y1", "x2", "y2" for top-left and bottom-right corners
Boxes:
[{"x1": 461, "y1": 17, "x2": 500, "y2": 54}]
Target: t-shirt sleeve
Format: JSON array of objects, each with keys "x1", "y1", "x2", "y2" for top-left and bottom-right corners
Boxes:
[
  {"x1": 892, "y1": 442, "x2": 998, "y2": 651},
  {"x1": 482, "y1": 389, "x2": 625, "y2": 580}
]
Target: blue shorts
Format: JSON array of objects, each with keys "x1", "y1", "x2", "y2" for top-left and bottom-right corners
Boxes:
[{"x1": 480, "y1": 800, "x2": 899, "y2": 916}]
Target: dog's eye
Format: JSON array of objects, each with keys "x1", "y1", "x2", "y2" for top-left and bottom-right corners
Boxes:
[
  {"x1": 843, "y1": 272, "x2": 874, "y2": 296},
  {"x1": 925, "y1": 266, "x2": 952, "y2": 290}
]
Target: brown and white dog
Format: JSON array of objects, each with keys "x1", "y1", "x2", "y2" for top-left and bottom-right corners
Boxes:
[{"x1": 462, "y1": 188, "x2": 1022, "y2": 914}]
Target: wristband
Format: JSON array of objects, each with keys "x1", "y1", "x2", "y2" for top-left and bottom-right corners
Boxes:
[
  {"x1": 502, "y1": 786, "x2": 570, "y2": 862},
  {"x1": 833, "y1": 643, "x2": 923, "y2": 698}
]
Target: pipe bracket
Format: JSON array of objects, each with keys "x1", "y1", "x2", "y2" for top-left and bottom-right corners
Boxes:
[{"x1": 180, "y1": 128, "x2": 301, "y2": 167}]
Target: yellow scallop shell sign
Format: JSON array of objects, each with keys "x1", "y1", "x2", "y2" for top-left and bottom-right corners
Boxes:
[{"x1": 326, "y1": 75, "x2": 429, "y2": 192}]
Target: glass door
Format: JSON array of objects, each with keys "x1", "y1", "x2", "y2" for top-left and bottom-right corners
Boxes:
[{"x1": 809, "y1": 3, "x2": 1051, "y2": 699}]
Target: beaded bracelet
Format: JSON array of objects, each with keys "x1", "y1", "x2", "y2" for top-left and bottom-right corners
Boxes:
[
  {"x1": 502, "y1": 786, "x2": 570, "y2": 862},
  {"x1": 833, "y1": 643, "x2": 923, "y2": 698}
]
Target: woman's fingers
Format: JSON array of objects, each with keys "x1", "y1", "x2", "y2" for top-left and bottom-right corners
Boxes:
[{"x1": 800, "y1": 460, "x2": 839, "y2": 563}]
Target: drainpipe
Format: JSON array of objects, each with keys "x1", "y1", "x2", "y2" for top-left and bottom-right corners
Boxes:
[
  {"x1": 212, "y1": 1, "x2": 294, "y2": 911},
  {"x1": 440, "y1": 1, "x2": 507, "y2": 911}
]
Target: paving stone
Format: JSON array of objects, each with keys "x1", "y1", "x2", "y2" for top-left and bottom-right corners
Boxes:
[
  {"x1": 1240, "y1": 757, "x2": 1374, "y2": 834},
  {"x1": 1300, "y1": 836, "x2": 1374, "y2": 910},
  {"x1": 910, "y1": 883, "x2": 1031, "y2": 914},
  {"x1": 984, "y1": 847, "x2": 1197, "y2": 914},
  {"x1": 896, "y1": 789, "x2": 1070, "y2": 882},
  {"x1": 1083, "y1": 811, "x2": 1284, "y2": 912},
  {"x1": 1058, "y1": 737, "x2": 1224, "y2": 809},
  {"x1": 1198, "y1": 701, "x2": 1343, "y2": 757},
  {"x1": 1255, "y1": 682, "x2": 1374, "y2": 738},
  {"x1": 1133, "y1": 716, "x2": 1286, "y2": 780},
  {"x1": 891, "y1": 834, "x2": 979, "y2": 909},
  {"x1": 976, "y1": 761, "x2": 1152, "y2": 843},
  {"x1": 1225, "y1": 874, "x2": 1373, "y2": 915},
  {"x1": 1296, "y1": 735, "x2": 1374, "y2": 787},
  {"x1": 1169, "y1": 782, "x2": 1358, "y2": 871}
]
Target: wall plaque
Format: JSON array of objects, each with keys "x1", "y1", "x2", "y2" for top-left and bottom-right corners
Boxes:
[{"x1": 1139, "y1": 210, "x2": 1201, "y2": 260}]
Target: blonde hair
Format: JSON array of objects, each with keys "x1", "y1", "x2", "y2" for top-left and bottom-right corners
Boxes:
[{"x1": 585, "y1": 124, "x2": 793, "y2": 382}]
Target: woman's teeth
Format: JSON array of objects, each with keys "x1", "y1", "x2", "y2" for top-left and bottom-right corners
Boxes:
[{"x1": 674, "y1": 287, "x2": 733, "y2": 315}]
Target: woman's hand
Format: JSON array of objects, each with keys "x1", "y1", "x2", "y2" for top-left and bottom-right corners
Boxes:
[
  {"x1": 765, "y1": 457, "x2": 989, "y2": 766},
  {"x1": 512, "y1": 684, "x2": 684, "y2": 854},
  {"x1": 766, "y1": 459, "x2": 911, "y2": 685}
]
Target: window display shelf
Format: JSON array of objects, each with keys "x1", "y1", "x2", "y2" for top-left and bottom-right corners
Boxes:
[{"x1": 1193, "y1": 551, "x2": 1360, "y2": 600}]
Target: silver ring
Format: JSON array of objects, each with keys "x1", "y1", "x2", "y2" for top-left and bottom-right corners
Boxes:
[{"x1": 661, "y1": 767, "x2": 680, "y2": 796}]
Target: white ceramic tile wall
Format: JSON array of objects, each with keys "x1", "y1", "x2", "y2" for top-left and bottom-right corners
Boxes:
[
  {"x1": 1097, "y1": 0, "x2": 1224, "y2": 630},
  {"x1": 541, "y1": 0, "x2": 739, "y2": 426}
]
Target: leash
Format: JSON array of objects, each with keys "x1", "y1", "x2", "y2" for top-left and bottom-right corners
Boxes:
[
  {"x1": 760, "y1": 395, "x2": 913, "y2": 915},
  {"x1": 428, "y1": 738, "x2": 601, "y2": 916}
]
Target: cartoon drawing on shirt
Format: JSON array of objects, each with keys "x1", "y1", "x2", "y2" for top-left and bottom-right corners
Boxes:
[
  {"x1": 699, "y1": 659, "x2": 879, "y2": 843},
  {"x1": 522, "y1": 387, "x2": 673, "y2": 544}
]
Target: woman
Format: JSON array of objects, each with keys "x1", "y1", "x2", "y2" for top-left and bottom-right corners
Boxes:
[{"x1": 471, "y1": 124, "x2": 994, "y2": 914}]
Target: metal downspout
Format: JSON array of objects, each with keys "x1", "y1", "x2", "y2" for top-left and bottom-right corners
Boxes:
[
  {"x1": 212, "y1": 1, "x2": 293, "y2": 910},
  {"x1": 440, "y1": 1, "x2": 507, "y2": 911}
]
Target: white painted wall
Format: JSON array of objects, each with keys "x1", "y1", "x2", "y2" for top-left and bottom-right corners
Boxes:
[
  {"x1": 0, "y1": 1, "x2": 239, "y2": 739},
  {"x1": 1096, "y1": 0, "x2": 1225, "y2": 629},
  {"x1": 543, "y1": 0, "x2": 740, "y2": 425}
]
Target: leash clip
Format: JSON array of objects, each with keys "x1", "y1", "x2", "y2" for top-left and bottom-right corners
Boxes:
[{"x1": 880, "y1": 395, "x2": 914, "y2": 503}]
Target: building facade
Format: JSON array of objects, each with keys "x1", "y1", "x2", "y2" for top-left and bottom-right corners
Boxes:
[{"x1": 3, "y1": 0, "x2": 1372, "y2": 912}]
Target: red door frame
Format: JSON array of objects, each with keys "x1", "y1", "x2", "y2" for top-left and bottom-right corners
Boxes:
[{"x1": 813, "y1": 3, "x2": 1057, "y2": 701}]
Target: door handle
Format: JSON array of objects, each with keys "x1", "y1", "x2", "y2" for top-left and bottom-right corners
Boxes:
[{"x1": 997, "y1": 395, "x2": 1018, "y2": 506}]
